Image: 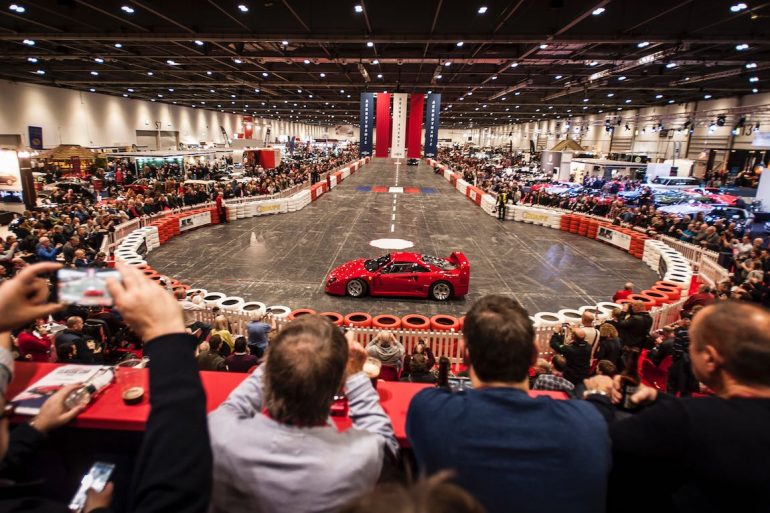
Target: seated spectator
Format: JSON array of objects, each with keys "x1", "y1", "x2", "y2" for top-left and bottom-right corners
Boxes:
[
  {"x1": 245, "y1": 312, "x2": 277, "y2": 358},
  {"x1": 612, "y1": 282, "x2": 634, "y2": 302},
  {"x1": 340, "y1": 472, "x2": 485, "y2": 513},
  {"x1": 208, "y1": 315, "x2": 398, "y2": 513},
  {"x1": 583, "y1": 301, "x2": 770, "y2": 513},
  {"x1": 593, "y1": 324, "x2": 622, "y2": 369},
  {"x1": 400, "y1": 353, "x2": 435, "y2": 383},
  {"x1": 366, "y1": 330, "x2": 405, "y2": 373},
  {"x1": 198, "y1": 335, "x2": 227, "y2": 371},
  {"x1": 225, "y1": 337, "x2": 258, "y2": 372},
  {"x1": 403, "y1": 340, "x2": 436, "y2": 375},
  {"x1": 549, "y1": 325, "x2": 591, "y2": 386},
  {"x1": 0, "y1": 262, "x2": 212, "y2": 513},
  {"x1": 175, "y1": 289, "x2": 210, "y2": 340},
  {"x1": 55, "y1": 316, "x2": 95, "y2": 364},
  {"x1": 682, "y1": 284, "x2": 715, "y2": 313},
  {"x1": 595, "y1": 360, "x2": 617, "y2": 377},
  {"x1": 531, "y1": 357, "x2": 575, "y2": 395},
  {"x1": 407, "y1": 295, "x2": 610, "y2": 513},
  {"x1": 16, "y1": 321, "x2": 53, "y2": 362},
  {"x1": 211, "y1": 315, "x2": 234, "y2": 352},
  {"x1": 35, "y1": 236, "x2": 60, "y2": 262}
]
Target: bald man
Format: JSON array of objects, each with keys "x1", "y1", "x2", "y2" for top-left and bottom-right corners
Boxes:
[
  {"x1": 584, "y1": 301, "x2": 770, "y2": 513},
  {"x1": 612, "y1": 282, "x2": 634, "y2": 302}
]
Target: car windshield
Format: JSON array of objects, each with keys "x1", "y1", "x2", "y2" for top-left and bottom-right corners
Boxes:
[
  {"x1": 364, "y1": 254, "x2": 391, "y2": 272},
  {"x1": 710, "y1": 208, "x2": 746, "y2": 220},
  {"x1": 421, "y1": 254, "x2": 456, "y2": 270}
]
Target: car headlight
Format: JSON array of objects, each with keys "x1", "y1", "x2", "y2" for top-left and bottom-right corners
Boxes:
[{"x1": 327, "y1": 276, "x2": 337, "y2": 285}]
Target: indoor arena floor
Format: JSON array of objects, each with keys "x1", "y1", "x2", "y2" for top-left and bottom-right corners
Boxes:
[{"x1": 147, "y1": 159, "x2": 659, "y2": 318}]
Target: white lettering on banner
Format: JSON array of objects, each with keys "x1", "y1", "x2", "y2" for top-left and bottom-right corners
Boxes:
[
  {"x1": 522, "y1": 211, "x2": 551, "y2": 224},
  {"x1": 179, "y1": 211, "x2": 212, "y2": 232},
  {"x1": 597, "y1": 226, "x2": 632, "y2": 250},
  {"x1": 391, "y1": 93, "x2": 408, "y2": 159}
]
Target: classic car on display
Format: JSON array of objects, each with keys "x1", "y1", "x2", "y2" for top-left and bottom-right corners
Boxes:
[{"x1": 325, "y1": 252, "x2": 470, "y2": 301}]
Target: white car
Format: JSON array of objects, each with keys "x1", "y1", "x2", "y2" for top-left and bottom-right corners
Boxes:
[
  {"x1": 648, "y1": 176, "x2": 702, "y2": 191},
  {"x1": 656, "y1": 202, "x2": 715, "y2": 217}
]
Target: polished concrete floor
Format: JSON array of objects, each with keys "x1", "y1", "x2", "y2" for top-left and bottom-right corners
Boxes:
[{"x1": 147, "y1": 159, "x2": 658, "y2": 318}]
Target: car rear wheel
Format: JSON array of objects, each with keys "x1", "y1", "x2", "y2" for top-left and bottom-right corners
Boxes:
[
  {"x1": 346, "y1": 279, "x2": 367, "y2": 298},
  {"x1": 430, "y1": 281, "x2": 453, "y2": 301}
]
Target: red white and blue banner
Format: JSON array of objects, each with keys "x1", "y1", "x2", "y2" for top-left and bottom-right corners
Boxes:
[
  {"x1": 424, "y1": 93, "x2": 441, "y2": 158},
  {"x1": 359, "y1": 93, "x2": 375, "y2": 157},
  {"x1": 390, "y1": 93, "x2": 408, "y2": 159},
  {"x1": 407, "y1": 93, "x2": 424, "y2": 158},
  {"x1": 375, "y1": 92, "x2": 391, "y2": 158}
]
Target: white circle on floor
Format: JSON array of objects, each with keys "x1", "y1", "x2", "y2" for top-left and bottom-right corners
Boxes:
[{"x1": 370, "y1": 238, "x2": 414, "y2": 250}]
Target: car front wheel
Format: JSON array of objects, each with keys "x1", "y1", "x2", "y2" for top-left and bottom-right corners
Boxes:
[
  {"x1": 346, "y1": 279, "x2": 367, "y2": 298},
  {"x1": 430, "y1": 281, "x2": 453, "y2": 301}
]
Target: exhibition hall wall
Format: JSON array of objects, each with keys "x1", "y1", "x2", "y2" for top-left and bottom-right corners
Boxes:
[{"x1": 0, "y1": 81, "x2": 330, "y2": 149}]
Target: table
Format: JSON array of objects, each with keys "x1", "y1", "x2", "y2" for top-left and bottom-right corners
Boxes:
[{"x1": 7, "y1": 362, "x2": 567, "y2": 443}]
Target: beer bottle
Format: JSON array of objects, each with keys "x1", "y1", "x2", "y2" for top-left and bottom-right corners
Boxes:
[
  {"x1": 436, "y1": 356, "x2": 450, "y2": 389},
  {"x1": 619, "y1": 348, "x2": 641, "y2": 411}
]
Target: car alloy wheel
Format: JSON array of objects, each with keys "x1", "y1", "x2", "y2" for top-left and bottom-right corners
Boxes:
[
  {"x1": 346, "y1": 279, "x2": 366, "y2": 298},
  {"x1": 431, "y1": 281, "x2": 452, "y2": 301}
]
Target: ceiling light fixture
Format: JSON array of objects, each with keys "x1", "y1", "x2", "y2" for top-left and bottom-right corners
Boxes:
[
  {"x1": 303, "y1": 59, "x2": 310, "y2": 64},
  {"x1": 592, "y1": 7, "x2": 605, "y2": 15},
  {"x1": 736, "y1": 43, "x2": 749, "y2": 51},
  {"x1": 121, "y1": 5, "x2": 134, "y2": 14},
  {"x1": 35, "y1": 69, "x2": 44, "y2": 74},
  {"x1": 730, "y1": 3, "x2": 748, "y2": 12},
  {"x1": 22, "y1": 39, "x2": 34, "y2": 46},
  {"x1": 237, "y1": 4, "x2": 248, "y2": 12},
  {"x1": 746, "y1": 62, "x2": 757, "y2": 68},
  {"x1": 539, "y1": 44, "x2": 548, "y2": 49},
  {"x1": 618, "y1": 75, "x2": 627, "y2": 80},
  {"x1": 607, "y1": 92, "x2": 614, "y2": 97},
  {"x1": 27, "y1": 57, "x2": 37, "y2": 63},
  {"x1": 354, "y1": 4, "x2": 363, "y2": 13},
  {"x1": 320, "y1": 72, "x2": 326, "y2": 77},
  {"x1": 194, "y1": 40, "x2": 204, "y2": 46},
  {"x1": 94, "y1": 57, "x2": 104, "y2": 63},
  {"x1": 510, "y1": 62, "x2": 518, "y2": 68},
  {"x1": 367, "y1": 41, "x2": 374, "y2": 47},
  {"x1": 114, "y1": 43, "x2": 123, "y2": 48},
  {"x1": 457, "y1": 41, "x2": 464, "y2": 47},
  {"x1": 637, "y1": 41, "x2": 650, "y2": 48},
  {"x1": 233, "y1": 58, "x2": 242, "y2": 64},
  {"x1": 750, "y1": 76, "x2": 759, "y2": 82},
  {"x1": 555, "y1": 75, "x2": 562, "y2": 79},
  {"x1": 704, "y1": 94, "x2": 712, "y2": 99},
  {"x1": 90, "y1": 71, "x2": 99, "y2": 76},
  {"x1": 167, "y1": 59, "x2": 179, "y2": 65}
]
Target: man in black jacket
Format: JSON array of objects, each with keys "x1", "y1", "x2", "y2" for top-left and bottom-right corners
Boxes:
[
  {"x1": 0, "y1": 262, "x2": 212, "y2": 513},
  {"x1": 54, "y1": 316, "x2": 95, "y2": 364},
  {"x1": 617, "y1": 301, "x2": 653, "y2": 349},
  {"x1": 549, "y1": 325, "x2": 591, "y2": 387},
  {"x1": 583, "y1": 301, "x2": 770, "y2": 513}
]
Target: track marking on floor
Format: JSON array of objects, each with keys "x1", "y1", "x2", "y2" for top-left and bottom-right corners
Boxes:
[{"x1": 391, "y1": 224, "x2": 395, "y2": 232}]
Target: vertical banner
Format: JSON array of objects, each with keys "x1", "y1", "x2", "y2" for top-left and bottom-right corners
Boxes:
[
  {"x1": 359, "y1": 92, "x2": 375, "y2": 156},
  {"x1": 374, "y1": 92, "x2": 391, "y2": 158},
  {"x1": 391, "y1": 93, "x2": 408, "y2": 159},
  {"x1": 407, "y1": 93, "x2": 424, "y2": 158},
  {"x1": 243, "y1": 115, "x2": 254, "y2": 139},
  {"x1": 28, "y1": 126, "x2": 43, "y2": 150},
  {"x1": 423, "y1": 93, "x2": 441, "y2": 158}
]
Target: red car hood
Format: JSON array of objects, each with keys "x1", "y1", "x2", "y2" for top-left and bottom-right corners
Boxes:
[{"x1": 329, "y1": 259, "x2": 368, "y2": 279}]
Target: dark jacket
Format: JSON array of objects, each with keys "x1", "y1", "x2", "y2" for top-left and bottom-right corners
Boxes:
[
  {"x1": 617, "y1": 311, "x2": 653, "y2": 348},
  {"x1": 400, "y1": 371, "x2": 436, "y2": 384},
  {"x1": 594, "y1": 336, "x2": 622, "y2": 368},
  {"x1": 0, "y1": 333, "x2": 212, "y2": 513},
  {"x1": 197, "y1": 350, "x2": 227, "y2": 371},
  {"x1": 54, "y1": 329, "x2": 94, "y2": 364},
  {"x1": 549, "y1": 333, "x2": 591, "y2": 386}
]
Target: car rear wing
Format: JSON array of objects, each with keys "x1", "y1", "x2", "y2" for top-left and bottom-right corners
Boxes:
[{"x1": 448, "y1": 251, "x2": 469, "y2": 268}]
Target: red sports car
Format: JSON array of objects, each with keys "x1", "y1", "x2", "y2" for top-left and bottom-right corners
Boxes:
[{"x1": 325, "y1": 252, "x2": 470, "y2": 301}]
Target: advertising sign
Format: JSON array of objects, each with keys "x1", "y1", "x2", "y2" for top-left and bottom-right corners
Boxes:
[
  {"x1": 179, "y1": 211, "x2": 212, "y2": 232},
  {"x1": 407, "y1": 93, "x2": 424, "y2": 158},
  {"x1": 28, "y1": 126, "x2": 43, "y2": 150},
  {"x1": 0, "y1": 149, "x2": 23, "y2": 192},
  {"x1": 390, "y1": 93, "x2": 408, "y2": 159},
  {"x1": 522, "y1": 210, "x2": 552, "y2": 224},
  {"x1": 597, "y1": 226, "x2": 632, "y2": 250},
  {"x1": 359, "y1": 92, "x2": 375, "y2": 156},
  {"x1": 423, "y1": 93, "x2": 441, "y2": 158},
  {"x1": 375, "y1": 92, "x2": 391, "y2": 158}
]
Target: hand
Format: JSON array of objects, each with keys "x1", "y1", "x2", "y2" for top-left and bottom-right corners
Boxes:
[
  {"x1": 84, "y1": 481, "x2": 114, "y2": 513},
  {"x1": 0, "y1": 262, "x2": 63, "y2": 332},
  {"x1": 345, "y1": 331, "x2": 367, "y2": 377},
  {"x1": 31, "y1": 383, "x2": 86, "y2": 434},
  {"x1": 620, "y1": 378, "x2": 659, "y2": 405},
  {"x1": 106, "y1": 263, "x2": 186, "y2": 342}
]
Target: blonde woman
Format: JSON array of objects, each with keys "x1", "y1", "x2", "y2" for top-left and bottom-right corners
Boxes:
[{"x1": 211, "y1": 315, "x2": 235, "y2": 353}]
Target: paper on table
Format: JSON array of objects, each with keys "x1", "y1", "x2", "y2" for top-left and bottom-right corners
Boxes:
[{"x1": 10, "y1": 364, "x2": 110, "y2": 415}]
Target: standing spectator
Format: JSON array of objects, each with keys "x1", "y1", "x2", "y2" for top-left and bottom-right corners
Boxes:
[
  {"x1": 175, "y1": 289, "x2": 210, "y2": 340},
  {"x1": 612, "y1": 282, "x2": 634, "y2": 302},
  {"x1": 583, "y1": 301, "x2": 770, "y2": 513},
  {"x1": 407, "y1": 295, "x2": 610, "y2": 513},
  {"x1": 245, "y1": 312, "x2": 276, "y2": 358},
  {"x1": 549, "y1": 325, "x2": 592, "y2": 387},
  {"x1": 366, "y1": 331, "x2": 405, "y2": 373},
  {"x1": 403, "y1": 340, "x2": 436, "y2": 375},
  {"x1": 208, "y1": 315, "x2": 398, "y2": 513},
  {"x1": 617, "y1": 301, "x2": 653, "y2": 349},
  {"x1": 211, "y1": 315, "x2": 234, "y2": 352},
  {"x1": 593, "y1": 324, "x2": 622, "y2": 369},
  {"x1": 225, "y1": 337, "x2": 258, "y2": 372}
]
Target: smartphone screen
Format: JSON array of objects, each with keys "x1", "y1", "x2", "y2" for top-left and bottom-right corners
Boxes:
[
  {"x1": 68, "y1": 461, "x2": 115, "y2": 512},
  {"x1": 56, "y1": 268, "x2": 122, "y2": 306}
]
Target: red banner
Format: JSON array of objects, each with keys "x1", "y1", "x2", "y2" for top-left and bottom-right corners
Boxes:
[
  {"x1": 407, "y1": 94, "x2": 424, "y2": 158},
  {"x1": 243, "y1": 115, "x2": 254, "y2": 139},
  {"x1": 375, "y1": 92, "x2": 391, "y2": 158}
]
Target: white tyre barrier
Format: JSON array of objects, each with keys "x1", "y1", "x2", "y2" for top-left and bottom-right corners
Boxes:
[
  {"x1": 596, "y1": 302, "x2": 622, "y2": 318},
  {"x1": 186, "y1": 288, "x2": 207, "y2": 299},
  {"x1": 216, "y1": 296, "x2": 245, "y2": 312},
  {"x1": 203, "y1": 292, "x2": 226, "y2": 308},
  {"x1": 557, "y1": 308, "x2": 583, "y2": 325},
  {"x1": 533, "y1": 312, "x2": 563, "y2": 327},
  {"x1": 240, "y1": 301, "x2": 266, "y2": 318},
  {"x1": 266, "y1": 305, "x2": 291, "y2": 319}
]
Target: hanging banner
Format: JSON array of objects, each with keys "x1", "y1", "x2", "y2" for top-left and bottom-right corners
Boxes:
[
  {"x1": 423, "y1": 93, "x2": 441, "y2": 158},
  {"x1": 243, "y1": 115, "x2": 254, "y2": 139},
  {"x1": 28, "y1": 126, "x2": 43, "y2": 150},
  {"x1": 375, "y1": 92, "x2": 391, "y2": 158},
  {"x1": 359, "y1": 92, "x2": 375, "y2": 157},
  {"x1": 390, "y1": 93, "x2": 408, "y2": 159},
  {"x1": 407, "y1": 93, "x2": 424, "y2": 159}
]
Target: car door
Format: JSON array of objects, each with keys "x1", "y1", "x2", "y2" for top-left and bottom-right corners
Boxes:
[{"x1": 373, "y1": 262, "x2": 423, "y2": 296}]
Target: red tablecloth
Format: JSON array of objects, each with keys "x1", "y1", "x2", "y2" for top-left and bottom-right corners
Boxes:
[{"x1": 7, "y1": 363, "x2": 567, "y2": 443}]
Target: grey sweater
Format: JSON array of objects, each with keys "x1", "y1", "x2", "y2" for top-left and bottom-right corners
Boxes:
[{"x1": 208, "y1": 366, "x2": 398, "y2": 513}]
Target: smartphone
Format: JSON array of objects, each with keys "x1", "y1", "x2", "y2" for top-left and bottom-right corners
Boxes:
[
  {"x1": 53, "y1": 268, "x2": 122, "y2": 307},
  {"x1": 68, "y1": 461, "x2": 115, "y2": 512},
  {"x1": 447, "y1": 377, "x2": 473, "y2": 392}
]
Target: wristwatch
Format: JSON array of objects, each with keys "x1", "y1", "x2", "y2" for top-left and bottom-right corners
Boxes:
[{"x1": 583, "y1": 389, "x2": 608, "y2": 399}]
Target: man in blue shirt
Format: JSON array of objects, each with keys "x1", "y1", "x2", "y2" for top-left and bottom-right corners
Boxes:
[
  {"x1": 35, "y1": 236, "x2": 61, "y2": 262},
  {"x1": 406, "y1": 295, "x2": 611, "y2": 513},
  {"x1": 246, "y1": 313, "x2": 277, "y2": 358}
]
